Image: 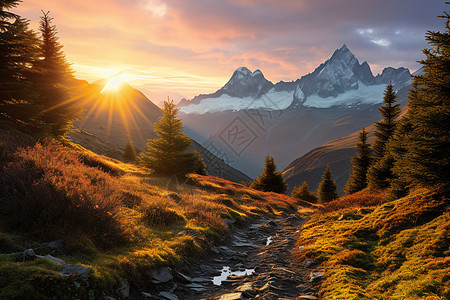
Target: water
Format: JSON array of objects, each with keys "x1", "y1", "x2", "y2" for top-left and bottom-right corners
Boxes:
[
  {"x1": 266, "y1": 236, "x2": 272, "y2": 245},
  {"x1": 212, "y1": 266, "x2": 255, "y2": 286}
]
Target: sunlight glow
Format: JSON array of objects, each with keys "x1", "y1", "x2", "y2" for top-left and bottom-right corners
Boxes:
[{"x1": 101, "y1": 75, "x2": 124, "y2": 94}]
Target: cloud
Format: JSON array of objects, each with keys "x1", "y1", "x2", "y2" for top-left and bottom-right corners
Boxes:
[
  {"x1": 13, "y1": 0, "x2": 448, "y2": 100},
  {"x1": 143, "y1": 0, "x2": 167, "y2": 18},
  {"x1": 371, "y1": 38, "x2": 391, "y2": 47}
]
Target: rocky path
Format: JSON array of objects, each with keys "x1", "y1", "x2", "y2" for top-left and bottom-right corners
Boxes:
[{"x1": 132, "y1": 213, "x2": 321, "y2": 300}]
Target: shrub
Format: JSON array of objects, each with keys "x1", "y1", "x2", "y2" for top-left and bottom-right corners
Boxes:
[
  {"x1": 0, "y1": 141, "x2": 129, "y2": 247},
  {"x1": 141, "y1": 202, "x2": 185, "y2": 228},
  {"x1": 292, "y1": 181, "x2": 318, "y2": 203}
]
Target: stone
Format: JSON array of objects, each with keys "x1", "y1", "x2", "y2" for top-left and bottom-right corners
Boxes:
[
  {"x1": 191, "y1": 277, "x2": 210, "y2": 283},
  {"x1": 158, "y1": 291, "x2": 178, "y2": 300},
  {"x1": 302, "y1": 260, "x2": 315, "y2": 268},
  {"x1": 218, "y1": 292, "x2": 244, "y2": 300},
  {"x1": 236, "y1": 282, "x2": 253, "y2": 292},
  {"x1": 36, "y1": 254, "x2": 66, "y2": 265},
  {"x1": 298, "y1": 296, "x2": 318, "y2": 300},
  {"x1": 60, "y1": 264, "x2": 92, "y2": 279},
  {"x1": 141, "y1": 292, "x2": 153, "y2": 298},
  {"x1": 176, "y1": 271, "x2": 192, "y2": 282},
  {"x1": 118, "y1": 279, "x2": 130, "y2": 298},
  {"x1": 309, "y1": 271, "x2": 324, "y2": 282},
  {"x1": 20, "y1": 249, "x2": 36, "y2": 261},
  {"x1": 43, "y1": 240, "x2": 64, "y2": 250},
  {"x1": 152, "y1": 267, "x2": 173, "y2": 284}
]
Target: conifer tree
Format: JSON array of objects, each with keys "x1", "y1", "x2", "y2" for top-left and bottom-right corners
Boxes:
[
  {"x1": 251, "y1": 155, "x2": 288, "y2": 194},
  {"x1": 292, "y1": 181, "x2": 317, "y2": 203},
  {"x1": 139, "y1": 100, "x2": 206, "y2": 177},
  {"x1": 344, "y1": 127, "x2": 372, "y2": 194},
  {"x1": 123, "y1": 140, "x2": 137, "y2": 162},
  {"x1": 34, "y1": 11, "x2": 77, "y2": 135},
  {"x1": 317, "y1": 165, "x2": 339, "y2": 203},
  {"x1": 391, "y1": 8, "x2": 450, "y2": 194},
  {"x1": 372, "y1": 84, "x2": 401, "y2": 161},
  {"x1": 0, "y1": 1, "x2": 39, "y2": 108}
]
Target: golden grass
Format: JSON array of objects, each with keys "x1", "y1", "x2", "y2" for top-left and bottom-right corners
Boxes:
[
  {"x1": 296, "y1": 188, "x2": 449, "y2": 299},
  {"x1": 0, "y1": 131, "x2": 297, "y2": 298}
]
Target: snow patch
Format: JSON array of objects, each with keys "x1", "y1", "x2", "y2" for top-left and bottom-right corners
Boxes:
[
  {"x1": 303, "y1": 82, "x2": 385, "y2": 108},
  {"x1": 179, "y1": 89, "x2": 294, "y2": 114}
]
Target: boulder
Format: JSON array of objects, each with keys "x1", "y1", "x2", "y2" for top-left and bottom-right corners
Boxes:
[
  {"x1": 158, "y1": 291, "x2": 178, "y2": 300},
  {"x1": 20, "y1": 249, "x2": 36, "y2": 261},
  {"x1": 152, "y1": 267, "x2": 173, "y2": 284},
  {"x1": 60, "y1": 264, "x2": 92, "y2": 279}
]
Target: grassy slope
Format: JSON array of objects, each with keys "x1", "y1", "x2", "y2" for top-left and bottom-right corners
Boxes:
[
  {"x1": 0, "y1": 129, "x2": 295, "y2": 299},
  {"x1": 296, "y1": 189, "x2": 449, "y2": 300}
]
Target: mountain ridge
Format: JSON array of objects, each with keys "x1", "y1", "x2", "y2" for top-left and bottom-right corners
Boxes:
[{"x1": 179, "y1": 45, "x2": 411, "y2": 113}]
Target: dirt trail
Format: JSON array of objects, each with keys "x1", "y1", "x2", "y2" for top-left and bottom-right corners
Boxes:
[{"x1": 131, "y1": 213, "x2": 320, "y2": 300}]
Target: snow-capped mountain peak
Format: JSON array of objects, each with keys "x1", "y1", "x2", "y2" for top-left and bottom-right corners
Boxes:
[
  {"x1": 179, "y1": 45, "x2": 411, "y2": 114},
  {"x1": 220, "y1": 67, "x2": 273, "y2": 98}
]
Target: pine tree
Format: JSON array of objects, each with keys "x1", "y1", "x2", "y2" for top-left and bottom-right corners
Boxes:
[
  {"x1": 292, "y1": 181, "x2": 318, "y2": 203},
  {"x1": 123, "y1": 140, "x2": 137, "y2": 162},
  {"x1": 251, "y1": 155, "x2": 288, "y2": 194},
  {"x1": 139, "y1": 100, "x2": 206, "y2": 177},
  {"x1": 34, "y1": 11, "x2": 77, "y2": 135},
  {"x1": 0, "y1": 1, "x2": 39, "y2": 107},
  {"x1": 317, "y1": 165, "x2": 339, "y2": 203},
  {"x1": 344, "y1": 127, "x2": 372, "y2": 194},
  {"x1": 372, "y1": 84, "x2": 401, "y2": 160},
  {"x1": 391, "y1": 8, "x2": 450, "y2": 194}
]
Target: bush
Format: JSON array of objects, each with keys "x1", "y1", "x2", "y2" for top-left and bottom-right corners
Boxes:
[
  {"x1": 0, "y1": 141, "x2": 129, "y2": 247},
  {"x1": 292, "y1": 181, "x2": 318, "y2": 203},
  {"x1": 323, "y1": 189, "x2": 385, "y2": 212},
  {"x1": 141, "y1": 202, "x2": 185, "y2": 228}
]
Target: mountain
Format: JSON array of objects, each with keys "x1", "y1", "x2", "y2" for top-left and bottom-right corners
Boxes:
[
  {"x1": 178, "y1": 45, "x2": 412, "y2": 178},
  {"x1": 179, "y1": 45, "x2": 411, "y2": 114},
  {"x1": 283, "y1": 95, "x2": 410, "y2": 194},
  {"x1": 67, "y1": 79, "x2": 250, "y2": 183},
  {"x1": 73, "y1": 78, "x2": 162, "y2": 152}
]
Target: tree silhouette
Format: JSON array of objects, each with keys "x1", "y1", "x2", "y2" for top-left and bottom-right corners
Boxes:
[
  {"x1": 0, "y1": 1, "x2": 39, "y2": 107},
  {"x1": 292, "y1": 181, "x2": 317, "y2": 203},
  {"x1": 317, "y1": 165, "x2": 339, "y2": 203},
  {"x1": 34, "y1": 11, "x2": 78, "y2": 135},
  {"x1": 251, "y1": 155, "x2": 288, "y2": 194},
  {"x1": 345, "y1": 127, "x2": 372, "y2": 194},
  {"x1": 391, "y1": 8, "x2": 450, "y2": 195},
  {"x1": 139, "y1": 100, "x2": 206, "y2": 177}
]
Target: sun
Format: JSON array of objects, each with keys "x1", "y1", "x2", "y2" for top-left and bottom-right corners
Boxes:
[{"x1": 101, "y1": 75, "x2": 124, "y2": 94}]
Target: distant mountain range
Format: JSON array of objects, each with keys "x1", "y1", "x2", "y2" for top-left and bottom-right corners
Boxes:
[
  {"x1": 178, "y1": 45, "x2": 413, "y2": 186},
  {"x1": 179, "y1": 45, "x2": 411, "y2": 113}
]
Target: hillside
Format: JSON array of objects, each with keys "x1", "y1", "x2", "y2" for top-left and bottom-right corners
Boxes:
[
  {"x1": 283, "y1": 86, "x2": 410, "y2": 194},
  {"x1": 0, "y1": 128, "x2": 294, "y2": 299},
  {"x1": 296, "y1": 189, "x2": 449, "y2": 299}
]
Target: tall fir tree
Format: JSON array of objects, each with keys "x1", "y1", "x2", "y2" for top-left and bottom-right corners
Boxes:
[
  {"x1": 251, "y1": 155, "x2": 288, "y2": 194},
  {"x1": 292, "y1": 181, "x2": 317, "y2": 203},
  {"x1": 34, "y1": 11, "x2": 77, "y2": 135},
  {"x1": 0, "y1": 1, "x2": 39, "y2": 107},
  {"x1": 372, "y1": 84, "x2": 401, "y2": 160},
  {"x1": 344, "y1": 127, "x2": 372, "y2": 194},
  {"x1": 139, "y1": 100, "x2": 206, "y2": 177},
  {"x1": 317, "y1": 165, "x2": 339, "y2": 203},
  {"x1": 391, "y1": 8, "x2": 450, "y2": 195}
]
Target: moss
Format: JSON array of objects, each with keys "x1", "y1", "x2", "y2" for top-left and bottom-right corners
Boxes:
[{"x1": 297, "y1": 189, "x2": 449, "y2": 299}]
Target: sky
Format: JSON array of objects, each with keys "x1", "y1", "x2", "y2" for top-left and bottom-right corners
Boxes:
[{"x1": 14, "y1": 0, "x2": 448, "y2": 104}]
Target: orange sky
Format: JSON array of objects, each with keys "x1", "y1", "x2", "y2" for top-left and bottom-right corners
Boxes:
[{"x1": 14, "y1": 0, "x2": 446, "y2": 104}]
